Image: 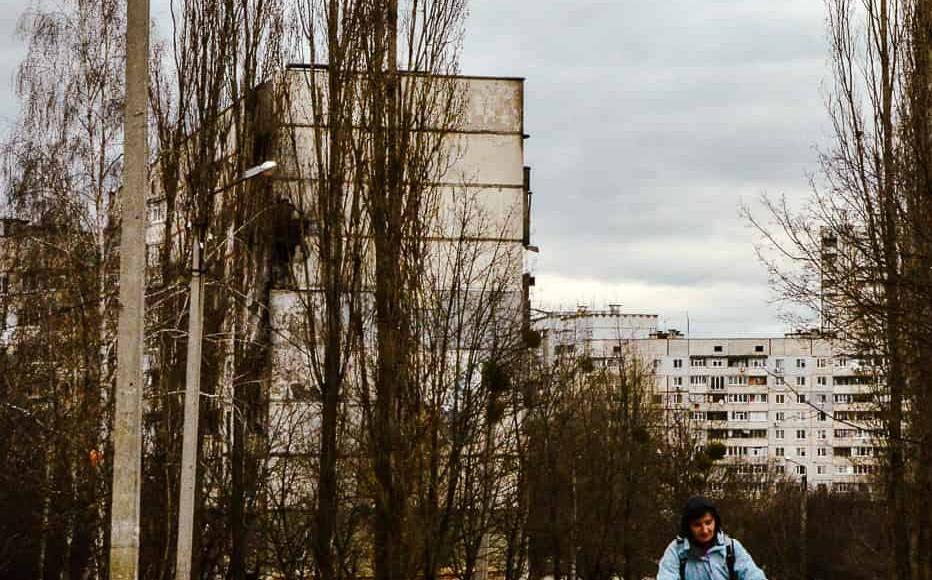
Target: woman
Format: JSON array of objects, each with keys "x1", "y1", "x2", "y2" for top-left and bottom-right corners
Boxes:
[{"x1": 656, "y1": 496, "x2": 766, "y2": 580}]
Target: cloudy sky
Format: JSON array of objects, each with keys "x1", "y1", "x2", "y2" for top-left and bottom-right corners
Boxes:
[{"x1": 0, "y1": 0, "x2": 832, "y2": 336}]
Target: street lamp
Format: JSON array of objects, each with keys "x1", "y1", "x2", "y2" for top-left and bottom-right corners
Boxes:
[{"x1": 176, "y1": 161, "x2": 277, "y2": 580}]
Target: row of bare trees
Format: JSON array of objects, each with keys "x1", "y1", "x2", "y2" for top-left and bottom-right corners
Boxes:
[
  {"x1": 747, "y1": 1, "x2": 932, "y2": 578},
  {"x1": 1, "y1": 0, "x2": 535, "y2": 579}
]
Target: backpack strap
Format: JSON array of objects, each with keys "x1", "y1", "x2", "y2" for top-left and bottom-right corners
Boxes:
[
  {"x1": 726, "y1": 537, "x2": 736, "y2": 580},
  {"x1": 677, "y1": 538, "x2": 688, "y2": 580}
]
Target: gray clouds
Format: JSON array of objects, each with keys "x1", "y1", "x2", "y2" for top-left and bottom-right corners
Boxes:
[
  {"x1": 460, "y1": 0, "x2": 830, "y2": 335},
  {"x1": 0, "y1": 0, "x2": 831, "y2": 335}
]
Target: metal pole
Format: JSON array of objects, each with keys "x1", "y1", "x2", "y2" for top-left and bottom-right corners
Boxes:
[
  {"x1": 176, "y1": 230, "x2": 204, "y2": 580},
  {"x1": 174, "y1": 161, "x2": 275, "y2": 580},
  {"x1": 110, "y1": 0, "x2": 149, "y2": 577}
]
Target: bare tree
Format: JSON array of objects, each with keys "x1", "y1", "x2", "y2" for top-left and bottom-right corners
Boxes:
[
  {"x1": 0, "y1": 0, "x2": 125, "y2": 577},
  {"x1": 147, "y1": 1, "x2": 285, "y2": 577},
  {"x1": 743, "y1": 1, "x2": 932, "y2": 577}
]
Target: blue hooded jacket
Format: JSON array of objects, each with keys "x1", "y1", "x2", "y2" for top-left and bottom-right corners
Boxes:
[{"x1": 656, "y1": 531, "x2": 766, "y2": 580}]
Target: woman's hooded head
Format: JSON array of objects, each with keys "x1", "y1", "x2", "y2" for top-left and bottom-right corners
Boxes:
[{"x1": 679, "y1": 495, "x2": 721, "y2": 541}]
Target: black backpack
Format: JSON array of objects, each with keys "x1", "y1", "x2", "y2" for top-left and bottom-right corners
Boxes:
[{"x1": 678, "y1": 536, "x2": 736, "y2": 580}]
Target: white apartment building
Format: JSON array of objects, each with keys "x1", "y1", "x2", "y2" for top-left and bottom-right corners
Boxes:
[
  {"x1": 539, "y1": 310, "x2": 879, "y2": 494},
  {"x1": 144, "y1": 67, "x2": 533, "y2": 505}
]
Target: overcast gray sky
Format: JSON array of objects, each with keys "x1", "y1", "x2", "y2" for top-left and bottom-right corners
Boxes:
[{"x1": 0, "y1": 0, "x2": 831, "y2": 336}]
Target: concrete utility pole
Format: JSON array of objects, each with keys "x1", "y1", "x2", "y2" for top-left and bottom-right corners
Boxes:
[
  {"x1": 110, "y1": 0, "x2": 149, "y2": 577},
  {"x1": 174, "y1": 227, "x2": 204, "y2": 580},
  {"x1": 175, "y1": 161, "x2": 276, "y2": 580}
]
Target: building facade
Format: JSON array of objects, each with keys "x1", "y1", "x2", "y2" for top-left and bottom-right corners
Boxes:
[{"x1": 539, "y1": 309, "x2": 879, "y2": 493}]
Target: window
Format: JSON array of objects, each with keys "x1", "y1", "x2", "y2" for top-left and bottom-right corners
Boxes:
[
  {"x1": 731, "y1": 411, "x2": 749, "y2": 421},
  {"x1": 775, "y1": 447, "x2": 785, "y2": 457},
  {"x1": 818, "y1": 429, "x2": 827, "y2": 439},
  {"x1": 797, "y1": 429, "x2": 807, "y2": 439},
  {"x1": 776, "y1": 412, "x2": 785, "y2": 421},
  {"x1": 710, "y1": 376, "x2": 724, "y2": 390},
  {"x1": 836, "y1": 357, "x2": 848, "y2": 367},
  {"x1": 817, "y1": 465, "x2": 826, "y2": 475},
  {"x1": 775, "y1": 429, "x2": 785, "y2": 439},
  {"x1": 673, "y1": 359, "x2": 683, "y2": 368},
  {"x1": 775, "y1": 377, "x2": 785, "y2": 386},
  {"x1": 652, "y1": 394, "x2": 663, "y2": 404},
  {"x1": 690, "y1": 375, "x2": 708, "y2": 386},
  {"x1": 691, "y1": 358, "x2": 706, "y2": 367},
  {"x1": 750, "y1": 358, "x2": 766, "y2": 368},
  {"x1": 796, "y1": 447, "x2": 807, "y2": 457},
  {"x1": 817, "y1": 376, "x2": 828, "y2": 387},
  {"x1": 775, "y1": 394, "x2": 785, "y2": 404},
  {"x1": 147, "y1": 201, "x2": 166, "y2": 223},
  {"x1": 796, "y1": 377, "x2": 807, "y2": 387},
  {"x1": 755, "y1": 345, "x2": 765, "y2": 353},
  {"x1": 728, "y1": 358, "x2": 748, "y2": 368},
  {"x1": 146, "y1": 244, "x2": 161, "y2": 269},
  {"x1": 728, "y1": 375, "x2": 748, "y2": 386},
  {"x1": 817, "y1": 394, "x2": 827, "y2": 403},
  {"x1": 775, "y1": 358, "x2": 785, "y2": 370},
  {"x1": 817, "y1": 357, "x2": 827, "y2": 368},
  {"x1": 817, "y1": 447, "x2": 827, "y2": 457},
  {"x1": 289, "y1": 382, "x2": 320, "y2": 402},
  {"x1": 795, "y1": 465, "x2": 807, "y2": 475},
  {"x1": 775, "y1": 465, "x2": 786, "y2": 474},
  {"x1": 711, "y1": 358, "x2": 724, "y2": 367},
  {"x1": 837, "y1": 465, "x2": 851, "y2": 475},
  {"x1": 749, "y1": 411, "x2": 768, "y2": 422},
  {"x1": 796, "y1": 358, "x2": 807, "y2": 369},
  {"x1": 797, "y1": 394, "x2": 807, "y2": 404},
  {"x1": 692, "y1": 411, "x2": 705, "y2": 421},
  {"x1": 673, "y1": 377, "x2": 684, "y2": 387},
  {"x1": 714, "y1": 345, "x2": 723, "y2": 353}
]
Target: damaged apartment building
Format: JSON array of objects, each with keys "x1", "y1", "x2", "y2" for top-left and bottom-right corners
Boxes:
[{"x1": 144, "y1": 64, "x2": 534, "y2": 571}]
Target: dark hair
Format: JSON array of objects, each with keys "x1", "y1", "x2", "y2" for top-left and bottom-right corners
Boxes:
[{"x1": 679, "y1": 496, "x2": 721, "y2": 541}]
